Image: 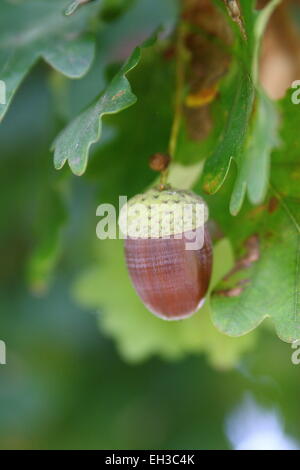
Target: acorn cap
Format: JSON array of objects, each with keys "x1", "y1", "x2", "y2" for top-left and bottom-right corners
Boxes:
[{"x1": 119, "y1": 187, "x2": 209, "y2": 239}]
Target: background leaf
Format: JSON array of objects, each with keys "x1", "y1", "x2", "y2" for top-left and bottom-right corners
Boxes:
[
  {"x1": 201, "y1": 0, "x2": 281, "y2": 214},
  {"x1": 206, "y1": 94, "x2": 300, "y2": 343},
  {"x1": 52, "y1": 34, "x2": 157, "y2": 175},
  {"x1": 229, "y1": 90, "x2": 279, "y2": 215},
  {"x1": 26, "y1": 179, "x2": 68, "y2": 294},
  {"x1": 0, "y1": 0, "x2": 100, "y2": 122}
]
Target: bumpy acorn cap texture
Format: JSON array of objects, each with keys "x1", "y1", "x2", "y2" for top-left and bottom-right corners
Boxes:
[{"x1": 119, "y1": 187, "x2": 209, "y2": 239}]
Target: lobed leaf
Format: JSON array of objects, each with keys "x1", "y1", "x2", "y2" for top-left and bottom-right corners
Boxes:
[
  {"x1": 201, "y1": 0, "x2": 281, "y2": 214},
  {"x1": 0, "y1": 0, "x2": 99, "y2": 122},
  {"x1": 52, "y1": 34, "x2": 157, "y2": 175},
  {"x1": 209, "y1": 94, "x2": 300, "y2": 342}
]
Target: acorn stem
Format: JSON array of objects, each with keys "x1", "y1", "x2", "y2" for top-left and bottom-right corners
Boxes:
[
  {"x1": 164, "y1": 21, "x2": 187, "y2": 188},
  {"x1": 159, "y1": 169, "x2": 169, "y2": 190}
]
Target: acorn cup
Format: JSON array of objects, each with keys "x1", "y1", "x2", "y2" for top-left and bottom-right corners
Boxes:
[{"x1": 119, "y1": 187, "x2": 213, "y2": 320}]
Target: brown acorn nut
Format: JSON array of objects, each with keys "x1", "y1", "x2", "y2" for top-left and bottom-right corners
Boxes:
[{"x1": 119, "y1": 187, "x2": 213, "y2": 320}]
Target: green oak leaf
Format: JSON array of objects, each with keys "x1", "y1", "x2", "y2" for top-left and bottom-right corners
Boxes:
[
  {"x1": 201, "y1": 0, "x2": 281, "y2": 214},
  {"x1": 208, "y1": 93, "x2": 300, "y2": 343},
  {"x1": 52, "y1": 34, "x2": 157, "y2": 175},
  {"x1": 229, "y1": 90, "x2": 279, "y2": 215},
  {"x1": 83, "y1": 47, "x2": 174, "y2": 203},
  {"x1": 0, "y1": 0, "x2": 100, "y2": 122},
  {"x1": 201, "y1": 64, "x2": 255, "y2": 195}
]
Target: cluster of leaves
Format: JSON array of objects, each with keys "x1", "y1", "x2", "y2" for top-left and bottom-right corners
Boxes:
[
  {"x1": 2, "y1": 0, "x2": 300, "y2": 367},
  {"x1": 200, "y1": 92, "x2": 300, "y2": 343}
]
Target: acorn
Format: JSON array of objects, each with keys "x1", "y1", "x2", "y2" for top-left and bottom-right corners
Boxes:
[{"x1": 119, "y1": 187, "x2": 213, "y2": 320}]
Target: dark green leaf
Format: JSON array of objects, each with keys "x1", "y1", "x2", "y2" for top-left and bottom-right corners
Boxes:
[
  {"x1": 208, "y1": 94, "x2": 300, "y2": 343},
  {"x1": 229, "y1": 90, "x2": 279, "y2": 215},
  {"x1": 27, "y1": 180, "x2": 68, "y2": 294},
  {"x1": 52, "y1": 34, "x2": 157, "y2": 175},
  {"x1": 201, "y1": 0, "x2": 281, "y2": 214}
]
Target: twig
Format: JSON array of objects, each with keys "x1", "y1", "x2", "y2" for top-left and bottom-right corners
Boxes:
[{"x1": 161, "y1": 23, "x2": 187, "y2": 188}]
